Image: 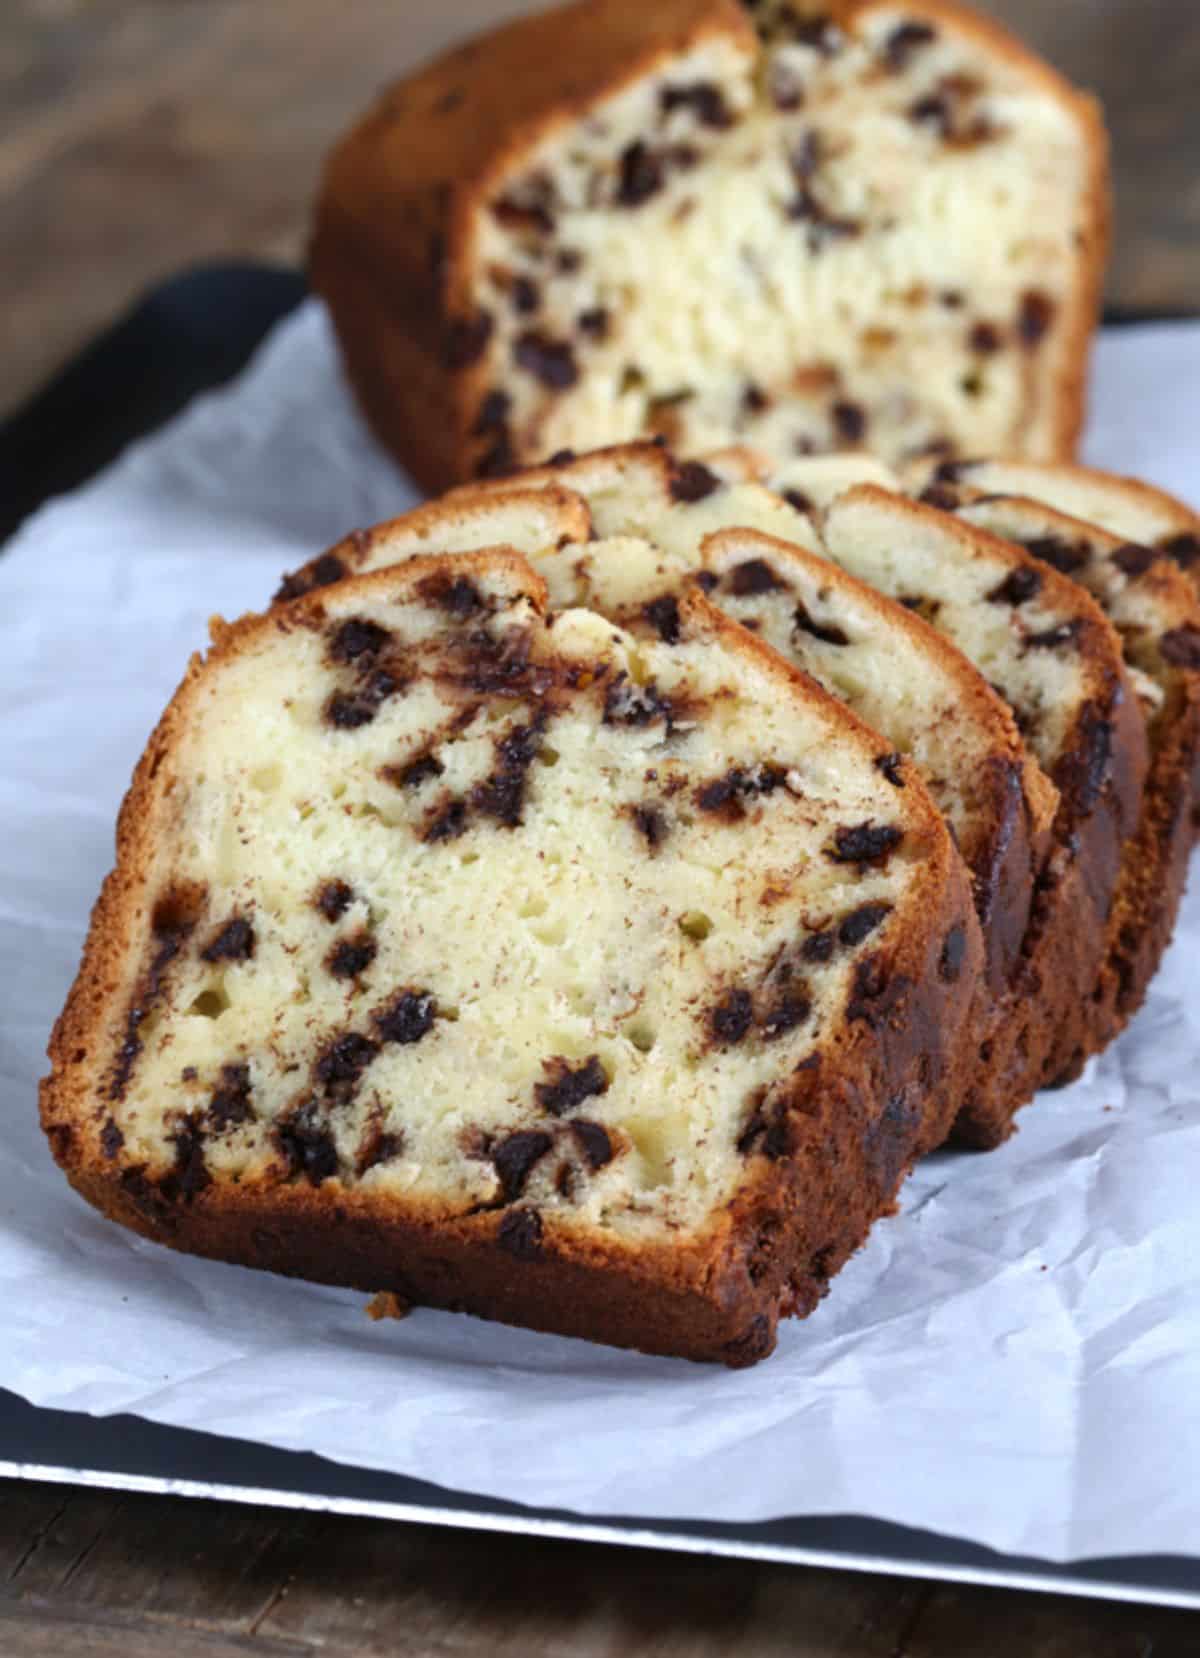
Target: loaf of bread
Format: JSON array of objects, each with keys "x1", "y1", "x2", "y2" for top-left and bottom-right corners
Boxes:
[
  {"x1": 312, "y1": 0, "x2": 1108, "y2": 490},
  {"x1": 41, "y1": 551, "x2": 980, "y2": 1364}
]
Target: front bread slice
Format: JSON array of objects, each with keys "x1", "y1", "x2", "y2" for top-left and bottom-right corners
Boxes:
[{"x1": 42, "y1": 552, "x2": 978, "y2": 1364}]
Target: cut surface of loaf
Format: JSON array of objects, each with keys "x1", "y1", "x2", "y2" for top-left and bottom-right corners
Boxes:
[
  {"x1": 42, "y1": 552, "x2": 979, "y2": 1364},
  {"x1": 915, "y1": 483, "x2": 1200, "y2": 1033},
  {"x1": 312, "y1": 0, "x2": 1108, "y2": 490}
]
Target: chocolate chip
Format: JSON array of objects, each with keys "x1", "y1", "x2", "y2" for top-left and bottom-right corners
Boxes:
[
  {"x1": 760, "y1": 992, "x2": 811, "y2": 1038},
  {"x1": 839, "y1": 902, "x2": 892, "y2": 949},
  {"x1": 274, "y1": 551, "x2": 347, "y2": 603},
  {"x1": 726, "y1": 558, "x2": 786, "y2": 596},
  {"x1": 419, "y1": 572, "x2": 483, "y2": 616},
  {"x1": 695, "y1": 569, "x2": 719, "y2": 593},
  {"x1": 512, "y1": 276, "x2": 540, "y2": 315},
  {"x1": 167, "y1": 1117, "x2": 211, "y2": 1201},
  {"x1": 1024, "y1": 534, "x2": 1091, "y2": 576},
  {"x1": 788, "y1": 15, "x2": 840, "y2": 52},
  {"x1": 578, "y1": 307, "x2": 610, "y2": 341},
  {"x1": 423, "y1": 798, "x2": 468, "y2": 842},
  {"x1": 498, "y1": 1208, "x2": 544, "y2": 1260},
  {"x1": 201, "y1": 916, "x2": 256, "y2": 963},
  {"x1": 828, "y1": 823, "x2": 903, "y2": 865},
  {"x1": 316, "y1": 879, "x2": 355, "y2": 921},
  {"x1": 277, "y1": 1104, "x2": 339, "y2": 1186},
  {"x1": 969, "y1": 322, "x2": 1003, "y2": 354},
  {"x1": 801, "y1": 931, "x2": 835, "y2": 963},
  {"x1": 919, "y1": 484, "x2": 960, "y2": 512},
  {"x1": 987, "y1": 565, "x2": 1042, "y2": 605},
  {"x1": 633, "y1": 803, "x2": 668, "y2": 848},
  {"x1": 100, "y1": 1118, "x2": 124, "y2": 1158},
  {"x1": 743, "y1": 382, "x2": 769, "y2": 415},
  {"x1": 325, "y1": 671, "x2": 399, "y2": 729},
  {"x1": 472, "y1": 389, "x2": 511, "y2": 434},
  {"x1": 1160, "y1": 532, "x2": 1200, "y2": 570},
  {"x1": 832, "y1": 401, "x2": 867, "y2": 443},
  {"x1": 547, "y1": 447, "x2": 577, "y2": 465},
  {"x1": 846, "y1": 954, "x2": 910, "y2": 1026},
  {"x1": 556, "y1": 248, "x2": 582, "y2": 273},
  {"x1": 1160, "y1": 627, "x2": 1200, "y2": 669},
  {"x1": 710, "y1": 989, "x2": 754, "y2": 1045},
  {"x1": 208, "y1": 1062, "x2": 254, "y2": 1131},
  {"x1": 780, "y1": 489, "x2": 812, "y2": 515},
  {"x1": 536, "y1": 1055, "x2": 608, "y2": 1116},
  {"x1": 1018, "y1": 290, "x2": 1056, "y2": 346},
  {"x1": 356, "y1": 1125, "x2": 404, "y2": 1178},
  {"x1": 670, "y1": 460, "x2": 721, "y2": 503},
  {"x1": 696, "y1": 766, "x2": 787, "y2": 816},
  {"x1": 329, "y1": 618, "x2": 390, "y2": 664},
  {"x1": 884, "y1": 20, "x2": 937, "y2": 69},
  {"x1": 617, "y1": 141, "x2": 665, "y2": 207},
  {"x1": 737, "y1": 1096, "x2": 790, "y2": 1160},
  {"x1": 492, "y1": 197, "x2": 555, "y2": 236},
  {"x1": 793, "y1": 598, "x2": 850, "y2": 645},
  {"x1": 475, "y1": 432, "x2": 516, "y2": 477},
  {"x1": 910, "y1": 92, "x2": 950, "y2": 129},
  {"x1": 373, "y1": 989, "x2": 437, "y2": 1046},
  {"x1": 939, "y1": 923, "x2": 968, "y2": 982},
  {"x1": 603, "y1": 676, "x2": 674, "y2": 729},
  {"x1": 514, "y1": 330, "x2": 578, "y2": 389},
  {"x1": 1111, "y1": 542, "x2": 1158, "y2": 578},
  {"x1": 445, "y1": 311, "x2": 494, "y2": 369},
  {"x1": 1024, "y1": 620, "x2": 1081, "y2": 650},
  {"x1": 328, "y1": 932, "x2": 377, "y2": 980},
  {"x1": 493, "y1": 1130, "x2": 553, "y2": 1201},
  {"x1": 768, "y1": 61, "x2": 804, "y2": 111},
  {"x1": 660, "y1": 82, "x2": 734, "y2": 128},
  {"x1": 571, "y1": 1120, "x2": 614, "y2": 1170},
  {"x1": 315, "y1": 1032, "x2": 379, "y2": 1097},
  {"x1": 390, "y1": 752, "x2": 445, "y2": 791},
  {"x1": 473, "y1": 717, "x2": 545, "y2": 827},
  {"x1": 643, "y1": 593, "x2": 682, "y2": 642}
]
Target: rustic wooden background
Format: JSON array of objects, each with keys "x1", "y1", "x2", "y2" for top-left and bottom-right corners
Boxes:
[{"x1": 4, "y1": 2, "x2": 1200, "y2": 1652}]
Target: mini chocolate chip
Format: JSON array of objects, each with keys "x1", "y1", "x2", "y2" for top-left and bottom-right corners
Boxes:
[
  {"x1": 1023, "y1": 534, "x2": 1090, "y2": 575},
  {"x1": 789, "y1": 16, "x2": 840, "y2": 52},
  {"x1": 208, "y1": 1062, "x2": 254, "y2": 1131},
  {"x1": 1160, "y1": 626, "x2": 1200, "y2": 669},
  {"x1": 633, "y1": 803, "x2": 668, "y2": 847},
  {"x1": 201, "y1": 916, "x2": 255, "y2": 963},
  {"x1": 472, "y1": 389, "x2": 511, "y2": 434},
  {"x1": 603, "y1": 676, "x2": 674, "y2": 728},
  {"x1": 919, "y1": 484, "x2": 960, "y2": 512},
  {"x1": 1160, "y1": 532, "x2": 1200, "y2": 570},
  {"x1": 536, "y1": 1055, "x2": 608, "y2": 1116},
  {"x1": 578, "y1": 307, "x2": 610, "y2": 341},
  {"x1": 556, "y1": 248, "x2": 582, "y2": 273},
  {"x1": 884, "y1": 20, "x2": 937, "y2": 69},
  {"x1": 167, "y1": 1117, "x2": 211, "y2": 1201},
  {"x1": 1110, "y1": 543, "x2": 1158, "y2": 577},
  {"x1": 422, "y1": 573, "x2": 482, "y2": 616},
  {"x1": 643, "y1": 593, "x2": 682, "y2": 643},
  {"x1": 839, "y1": 902, "x2": 892, "y2": 948},
  {"x1": 743, "y1": 382, "x2": 769, "y2": 414},
  {"x1": 514, "y1": 330, "x2": 578, "y2": 389},
  {"x1": 373, "y1": 989, "x2": 437, "y2": 1045},
  {"x1": 987, "y1": 565, "x2": 1042, "y2": 605},
  {"x1": 846, "y1": 954, "x2": 910, "y2": 1026},
  {"x1": 548, "y1": 447, "x2": 577, "y2": 465},
  {"x1": 661, "y1": 81, "x2": 734, "y2": 128},
  {"x1": 316, "y1": 879, "x2": 355, "y2": 921},
  {"x1": 512, "y1": 276, "x2": 540, "y2": 314},
  {"x1": 1018, "y1": 290, "x2": 1056, "y2": 346},
  {"x1": 492, "y1": 196, "x2": 555, "y2": 235},
  {"x1": 769, "y1": 61, "x2": 804, "y2": 111},
  {"x1": 423, "y1": 798, "x2": 468, "y2": 842},
  {"x1": 760, "y1": 992, "x2": 811, "y2": 1038},
  {"x1": 829, "y1": 823, "x2": 903, "y2": 864},
  {"x1": 910, "y1": 92, "x2": 949, "y2": 129},
  {"x1": 493, "y1": 1130, "x2": 553, "y2": 1201},
  {"x1": 726, "y1": 558, "x2": 786, "y2": 595},
  {"x1": 802, "y1": 931, "x2": 835, "y2": 963},
  {"x1": 315, "y1": 1032, "x2": 379, "y2": 1096},
  {"x1": 875, "y1": 753, "x2": 906, "y2": 788},
  {"x1": 100, "y1": 1118, "x2": 124, "y2": 1158},
  {"x1": 617, "y1": 141, "x2": 665, "y2": 207},
  {"x1": 969, "y1": 322, "x2": 1003, "y2": 354},
  {"x1": 782, "y1": 489, "x2": 813, "y2": 514},
  {"x1": 571, "y1": 1119, "x2": 614, "y2": 1170},
  {"x1": 329, "y1": 618, "x2": 390, "y2": 663},
  {"x1": 325, "y1": 671, "x2": 399, "y2": 729},
  {"x1": 793, "y1": 598, "x2": 849, "y2": 646},
  {"x1": 391, "y1": 752, "x2": 445, "y2": 791},
  {"x1": 328, "y1": 933, "x2": 377, "y2": 980},
  {"x1": 275, "y1": 552, "x2": 347, "y2": 603},
  {"x1": 832, "y1": 401, "x2": 867, "y2": 443},
  {"x1": 696, "y1": 766, "x2": 787, "y2": 815},
  {"x1": 695, "y1": 569, "x2": 719, "y2": 592},
  {"x1": 356, "y1": 1126, "x2": 404, "y2": 1178},
  {"x1": 1025, "y1": 620, "x2": 1081, "y2": 650},
  {"x1": 475, "y1": 432, "x2": 516, "y2": 477},
  {"x1": 277, "y1": 1104, "x2": 339, "y2": 1186},
  {"x1": 498, "y1": 1208, "x2": 544, "y2": 1260},
  {"x1": 445, "y1": 311, "x2": 494, "y2": 369},
  {"x1": 711, "y1": 989, "x2": 754, "y2": 1045},
  {"x1": 671, "y1": 460, "x2": 721, "y2": 503}
]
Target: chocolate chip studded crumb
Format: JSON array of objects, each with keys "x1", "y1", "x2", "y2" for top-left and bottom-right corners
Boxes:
[
  {"x1": 1160, "y1": 626, "x2": 1200, "y2": 669},
  {"x1": 498, "y1": 1208, "x2": 544, "y2": 1261},
  {"x1": 832, "y1": 401, "x2": 867, "y2": 443},
  {"x1": 275, "y1": 552, "x2": 347, "y2": 603},
  {"x1": 670, "y1": 460, "x2": 721, "y2": 503},
  {"x1": 100, "y1": 1117, "x2": 124, "y2": 1158},
  {"x1": 1018, "y1": 290, "x2": 1056, "y2": 346},
  {"x1": 328, "y1": 932, "x2": 377, "y2": 980},
  {"x1": 315, "y1": 1031, "x2": 379, "y2": 1100},
  {"x1": 987, "y1": 565, "x2": 1042, "y2": 605},
  {"x1": 208, "y1": 1062, "x2": 254, "y2": 1131},
  {"x1": 710, "y1": 988, "x2": 754, "y2": 1045},
  {"x1": 536, "y1": 1055, "x2": 608, "y2": 1116},
  {"x1": 939, "y1": 922, "x2": 968, "y2": 982},
  {"x1": 445, "y1": 310, "x2": 494, "y2": 369},
  {"x1": 373, "y1": 989, "x2": 437, "y2": 1046},
  {"x1": 793, "y1": 599, "x2": 849, "y2": 646},
  {"x1": 316, "y1": 879, "x2": 355, "y2": 922},
  {"x1": 643, "y1": 593, "x2": 682, "y2": 643},
  {"x1": 1160, "y1": 532, "x2": 1200, "y2": 570},
  {"x1": 329, "y1": 618, "x2": 390, "y2": 664},
  {"x1": 838, "y1": 902, "x2": 892, "y2": 948},
  {"x1": 884, "y1": 20, "x2": 938, "y2": 69},
  {"x1": 493, "y1": 1130, "x2": 553, "y2": 1201},
  {"x1": 726, "y1": 558, "x2": 786, "y2": 596},
  {"x1": 277, "y1": 1104, "x2": 339, "y2": 1186},
  {"x1": 513, "y1": 330, "x2": 578, "y2": 389},
  {"x1": 632, "y1": 803, "x2": 669, "y2": 848},
  {"x1": 617, "y1": 140, "x2": 665, "y2": 207},
  {"x1": 828, "y1": 823, "x2": 903, "y2": 865},
  {"x1": 201, "y1": 916, "x2": 256, "y2": 963},
  {"x1": 1110, "y1": 543, "x2": 1158, "y2": 578},
  {"x1": 571, "y1": 1119, "x2": 614, "y2": 1170}
]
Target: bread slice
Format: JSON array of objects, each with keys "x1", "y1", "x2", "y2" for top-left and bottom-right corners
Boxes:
[
  {"x1": 42, "y1": 552, "x2": 979, "y2": 1365},
  {"x1": 912, "y1": 482, "x2": 1200, "y2": 1037},
  {"x1": 312, "y1": 0, "x2": 1108, "y2": 490}
]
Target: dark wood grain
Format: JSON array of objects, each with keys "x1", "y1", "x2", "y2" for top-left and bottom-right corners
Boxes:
[{"x1": 2, "y1": 0, "x2": 1197, "y2": 421}]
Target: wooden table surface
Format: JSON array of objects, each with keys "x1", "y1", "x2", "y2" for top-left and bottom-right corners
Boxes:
[{"x1": 4, "y1": 2, "x2": 1199, "y2": 1652}]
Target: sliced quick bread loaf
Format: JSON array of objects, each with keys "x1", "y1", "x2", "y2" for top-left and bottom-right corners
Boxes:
[
  {"x1": 312, "y1": 0, "x2": 1107, "y2": 488},
  {"x1": 42, "y1": 552, "x2": 979, "y2": 1365}
]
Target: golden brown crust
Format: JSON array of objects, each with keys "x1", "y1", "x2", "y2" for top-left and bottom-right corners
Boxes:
[
  {"x1": 311, "y1": 0, "x2": 1109, "y2": 489},
  {"x1": 41, "y1": 552, "x2": 980, "y2": 1364}
]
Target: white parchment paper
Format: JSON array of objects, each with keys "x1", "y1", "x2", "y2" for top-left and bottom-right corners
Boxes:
[{"x1": 2, "y1": 302, "x2": 1199, "y2": 1563}]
